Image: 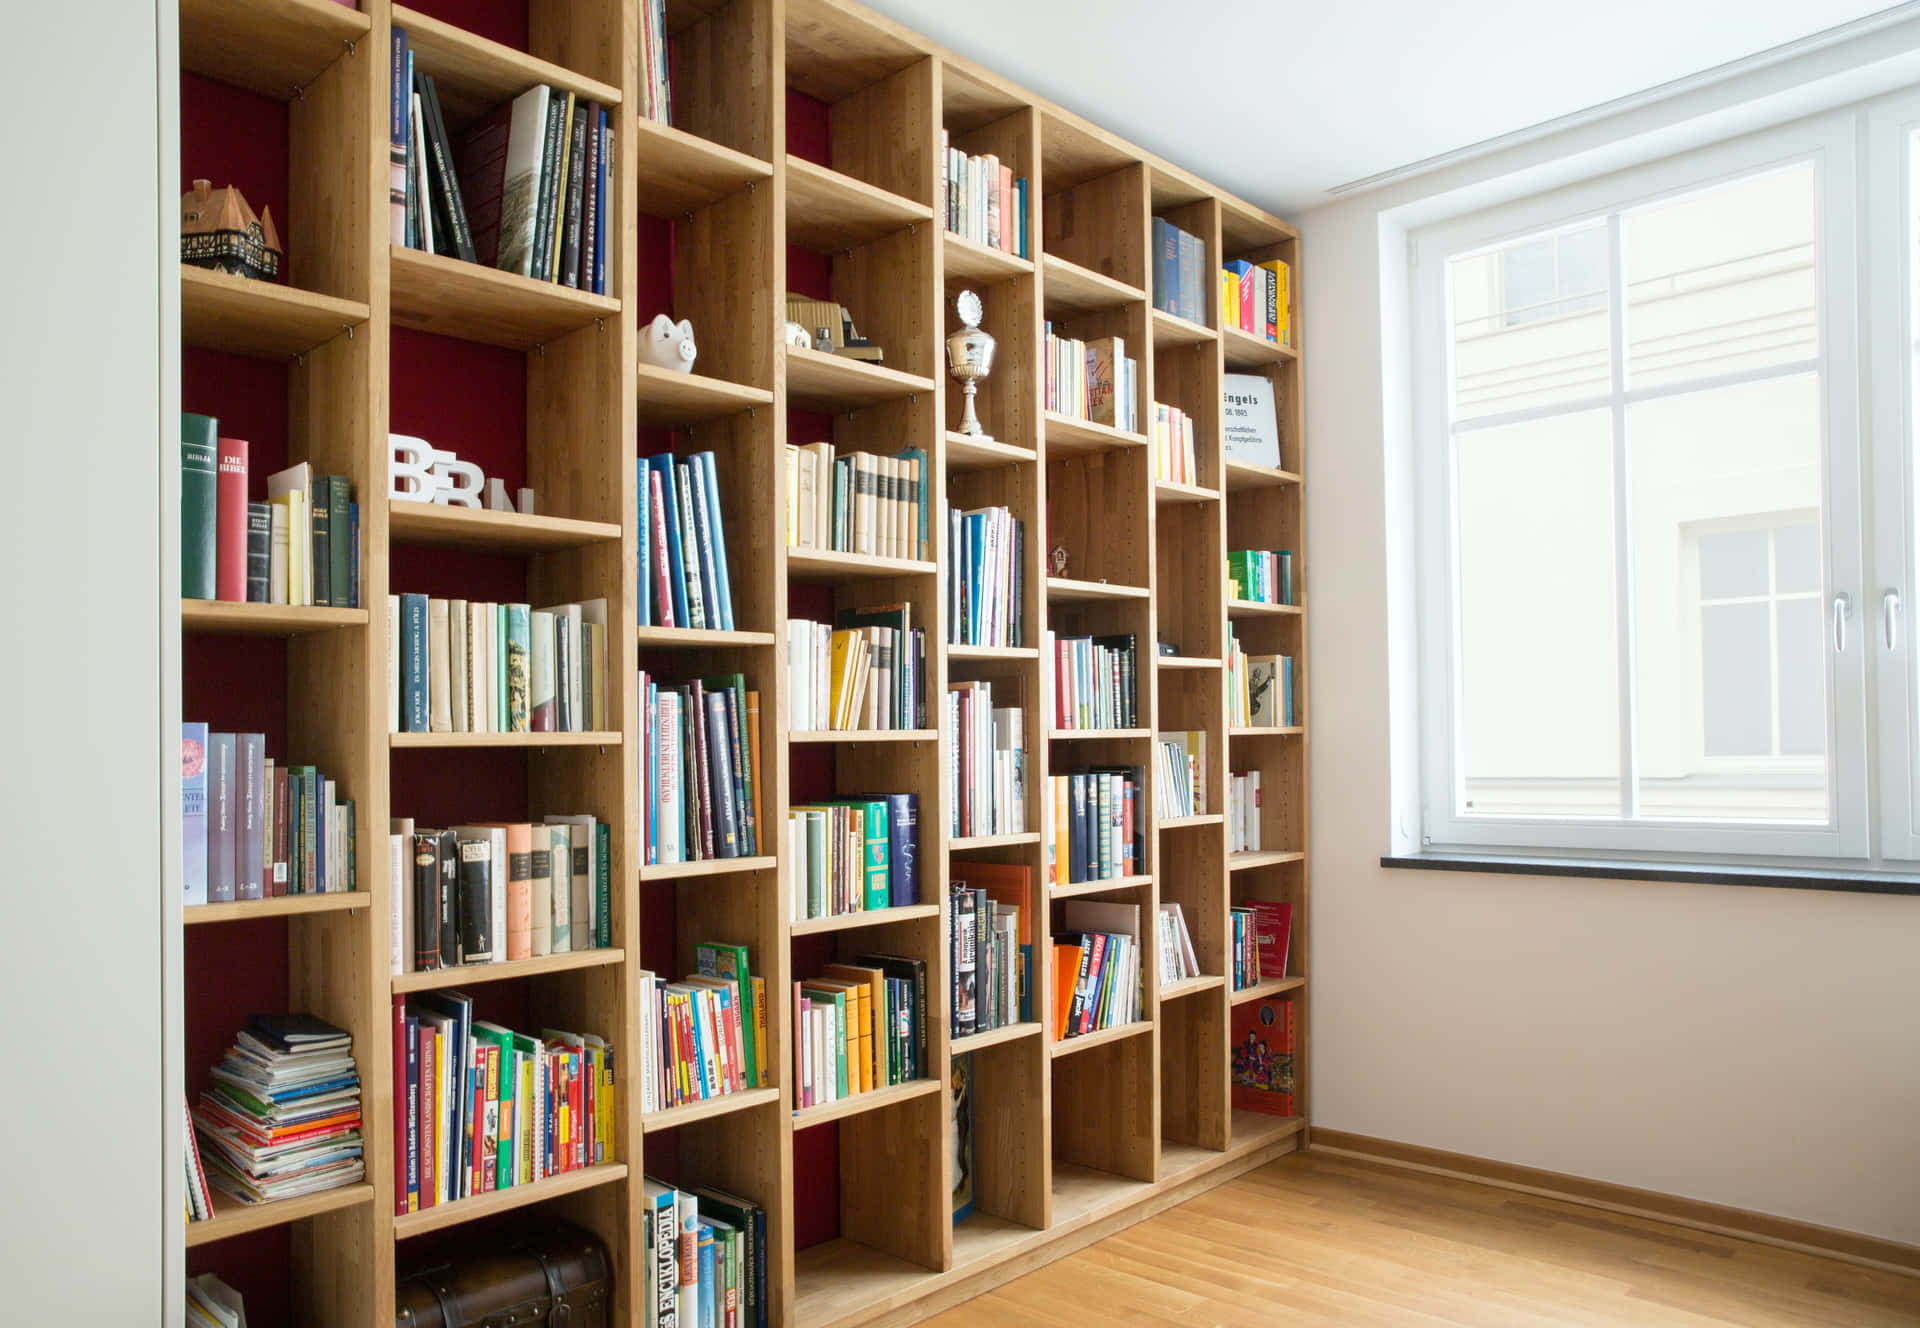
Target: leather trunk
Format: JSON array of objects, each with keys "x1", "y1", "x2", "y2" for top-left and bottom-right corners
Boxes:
[{"x1": 396, "y1": 1220, "x2": 610, "y2": 1328}]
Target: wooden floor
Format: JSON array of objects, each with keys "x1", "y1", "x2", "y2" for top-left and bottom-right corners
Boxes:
[{"x1": 921, "y1": 1152, "x2": 1920, "y2": 1327}]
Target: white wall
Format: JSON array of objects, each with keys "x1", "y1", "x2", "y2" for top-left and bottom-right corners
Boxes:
[
  {"x1": 1301, "y1": 25, "x2": 1920, "y2": 1242},
  {"x1": 0, "y1": 0, "x2": 170, "y2": 1317}
]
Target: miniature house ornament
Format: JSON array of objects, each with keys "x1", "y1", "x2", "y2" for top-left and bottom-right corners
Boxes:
[
  {"x1": 181, "y1": 179, "x2": 282, "y2": 281},
  {"x1": 947, "y1": 290, "x2": 996, "y2": 440},
  {"x1": 638, "y1": 314, "x2": 697, "y2": 374}
]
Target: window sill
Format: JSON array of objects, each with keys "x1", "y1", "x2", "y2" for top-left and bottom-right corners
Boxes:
[{"x1": 1380, "y1": 853, "x2": 1920, "y2": 897}]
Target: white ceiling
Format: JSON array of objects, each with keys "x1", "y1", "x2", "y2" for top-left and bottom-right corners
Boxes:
[{"x1": 860, "y1": 0, "x2": 1904, "y2": 216}]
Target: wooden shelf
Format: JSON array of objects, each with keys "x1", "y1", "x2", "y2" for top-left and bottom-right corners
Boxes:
[
  {"x1": 1231, "y1": 975, "x2": 1306, "y2": 1005},
  {"x1": 1155, "y1": 479, "x2": 1219, "y2": 505},
  {"x1": 390, "y1": 730, "x2": 622, "y2": 749},
  {"x1": 631, "y1": 115, "x2": 774, "y2": 218},
  {"x1": 181, "y1": 600, "x2": 368, "y2": 636},
  {"x1": 1050, "y1": 874, "x2": 1151, "y2": 900},
  {"x1": 785, "y1": 156, "x2": 932, "y2": 251},
  {"x1": 637, "y1": 626, "x2": 779, "y2": 649},
  {"x1": 389, "y1": 246, "x2": 620, "y2": 350},
  {"x1": 944, "y1": 430, "x2": 1037, "y2": 471},
  {"x1": 391, "y1": 947, "x2": 626, "y2": 994},
  {"x1": 951, "y1": 1021, "x2": 1043, "y2": 1056},
  {"x1": 790, "y1": 1077, "x2": 942, "y2": 1129},
  {"x1": 790, "y1": 729, "x2": 938, "y2": 744},
  {"x1": 1228, "y1": 598, "x2": 1304, "y2": 619},
  {"x1": 180, "y1": 266, "x2": 369, "y2": 359},
  {"x1": 391, "y1": 5, "x2": 622, "y2": 123},
  {"x1": 1158, "y1": 814, "x2": 1224, "y2": 830},
  {"x1": 1159, "y1": 974, "x2": 1226, "y2": 1001},
  {"x1": 185, "y1": 1182, "x2": 375, "y2": 1248},
  {"x1": 1229, "y1": 850, "x2": 1306, "y2": 871},
  {"x1": 1041, "y1": 253, "x2": 1145, "y2": 316},
  {"x1": 790, "y1": 903, "x2": 942, "y2": 937},
  {"x1": 786, "y1": 546, "x2": 937, "y2": 581},
  {"x1": 1050, "y1": 1019, "x2": 1152, "y2": 1058},
  {"x1": 1044, "y1": 412, "x2": 1149, "y2": 456},
  {"x1": 792, "y1": 1238, "x2": 933, "y2": 1328},
  {"x1": 1045, "y1": 576, "x2": 1148, "y2": 603},
  {"x1": 1049, "y1": 728, "x2": 1148, "y2": 741},
  {"x1": 642, "y1": 1086, "x2": 781, "y2": 1133},
  {"x1": 640, "y1": 855, "x2": 778, "y2": 881},
  {"x1": 635, "y1": 362, "x2": 774, "y2": 427},
  {"x1": 785, "y1": 346, "x2": 937, "y2": 412},
  {"x1": 950, "y1": 832, "x2": 1041, "y2": 851},
  {"x1": 179, "y1": 0, "x2": 369, "y2": 101},
  {"x1": 1222, "y1": 323, "x2": 1298, "y2": 368},
  {"x1": 942, "y1": 231, "x2": 1034, "y2": 282},
  {"x1": 947, "y1": 644, "x2": 1039, "y2": 662},
  {"x1": 1158, "y1": 655, "x2": 1221, "y2": 670},
  {"x1": 1224, "y1": 458, "x2": 1302, "y2": 491},
  {"x1": 1151, "y1": 307, "x2": 1217, "y2": 348},
  {"x1": 1229, "y1": 725, "x2": 1304, "y2": 738},
  {"x1": 185, "y1": 892, "x2": 369, "y2": 925},
  {"x1": 1230, "y1": 1109, "x2": 1307, "y2": 1151},
  {"x1": 392, "y1": 1163, "x2": 629, "y2": 1239},
  {"x1": 388, "y1": 501, "x2": 621, "y2": 553}
]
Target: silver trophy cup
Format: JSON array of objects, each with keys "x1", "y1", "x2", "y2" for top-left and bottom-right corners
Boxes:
[{"x1": 947, "y1": 290, "x2": 996, "y2": 440}]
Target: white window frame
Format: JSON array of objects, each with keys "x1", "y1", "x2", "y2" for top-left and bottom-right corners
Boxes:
[{"x1": 1411, "y1": 110, "x2": 1866, "y2": 860}]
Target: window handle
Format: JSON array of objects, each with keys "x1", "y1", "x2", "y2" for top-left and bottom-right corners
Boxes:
[
  {"x1": 1887, "y1": 589, "x2": 1902, "y2": 651},
  {"x1": 1834, "y1": 592, "x2": 1852, "y2": 654}
]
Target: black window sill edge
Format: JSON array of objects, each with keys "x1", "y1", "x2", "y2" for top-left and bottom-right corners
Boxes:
[{"x1": 1380, "y1": 853, "x2": 1920, "y2": 897}]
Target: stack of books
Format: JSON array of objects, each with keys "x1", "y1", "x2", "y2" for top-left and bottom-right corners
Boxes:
[
  {"x1": 1155, "y1": 730, "x2": 1206, "y2": 818},
  {"x1": 390, "y1": 595, "x2": 609, "y2": 734},
  {"x1": 1227, "y1": 770, "x2": 1263, "y2": 854},
  {"x1": 1226, "y1": 627, "x2": 1295, "y2": 728},
  {"x1": 185, "y1": 1274, "x2": 247, "y2": 1328},
  {"x1": 641, "y1": 1181, "x2": 768, "y2": 1328},
  {"x1": 1050, "y1": 631, "x2": 1138, "y2": 730},
  {"x1": 182, "y1": 725, "x2": 354, "y2": 905},
  {"x1": 1220, "y1": 257, "x2": 1290, "y2": 346},
  {"x1": 391, "y1": 34, "x2": 613, "y2": 295},
  {"x1": 1158, "y1": 902, "x2": 1201, "y2": 984},
  {"x1": 182, "y1": 416, "x2": 357, "y2": 607},
  {"x1": 787, "y1": 794, "x2": 919, "y2": 920},
  {"x1": 637, "y1": 942, "x2": 766, "y2": 1113},
  {"x1": 387, "y1": 817, "x2": 610, "y2": 977},
  {"x1": 1051, "y1": 900, "x2": 1142, "y2": 1039},
  {"x1": 941, "y1": 130, "x2": 1029, "y2": 256},
  {"x1": 1229, "y1": 899, "x2": 1293, "y2": 990},
  {"x1": 1152, "y1": 402, "x2": 1198, "y2": 485},
  {"x1": 795, "y1": 955, "x2": 928, "y2": 1108},
  {"x1": 783, "y1": 442, "x2": 931, "y2": 561},
  {"x1": 637, "y1": 0, "x2": 673, "y2": 124},
  {"x1": 193, "y1": 1014, "x2": 365, "y2": 1206},
  {"x1": 787, "y1": 608, "x2": 926, "y2": 732},
  {"x1": 949, "y1": 863, "x2": 1031, "y2": 1035},
  {"x1": 1228, "y1": 548, "x2": 1294, "y2": 605},
  {"x1": 947, "y1": 504, "x2": 1025, "y2": 647},
  {"x1": 948, "y1": 682, "x2": 1025, "y2": 838},
  {"x1": 1043, "y1": 768, "x2": 1145, "y2": 885},
  {"x1": 392, "y1": 997, "x2": 614, "y2": 1213},
  {"x1": 638, "y1": 451, "x2": 737, "y2": 632},
  {"x1": 1043, "y1": 327, "x2": 1138, "y2": 431},
  {"x1": 639, "y1": 672, "x2": 763, "y2": 864},
  {"x1": 1151, "y1": 217, "x2": 1207, "y2": 325}
]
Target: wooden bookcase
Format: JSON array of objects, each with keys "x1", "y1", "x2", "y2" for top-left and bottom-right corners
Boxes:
[{"x1": 171, "y1": 1, "x2": 1307, "y2": 1325}]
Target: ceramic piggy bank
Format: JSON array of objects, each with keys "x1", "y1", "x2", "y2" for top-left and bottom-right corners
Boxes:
[{"x1": 640, "y1": 314, "x2": 698, "y2": 373}]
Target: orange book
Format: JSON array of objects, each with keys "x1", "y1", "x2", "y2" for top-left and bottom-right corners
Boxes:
[
  {"x1": 482, "y1": 822, "x2": 534, "y2": 959},
  {"x1": 823, "y1": 963, "x2": 887, "y2": 1090},
  {"x1": 808, "y1": 977, "x2": 870, "y2": 1093},
  {"x1": 1052, "y1": 944, "x2": 1079, "y2": 1037}
]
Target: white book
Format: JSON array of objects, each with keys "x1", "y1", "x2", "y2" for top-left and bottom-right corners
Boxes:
[
  {"x1": 498, "y1": 85, "x2": 551, "y2": 278},
  {"x1": 450, "y1": 598, "x2": 470, "y2": 732},
  {"x1": 427, "y1": 598, "x2": 452, "y2": 732},
  {"x1": 388, "y1": 823, "x2": 412, "y2": 976},
  {"x1": 546, "y1": 813, "x2": 597, "y2": 950},
  {"x1": 411, "y1": 92, "x2": 433, "y2": 254},
  {"x1": 265, "y1": 464, "x2": 312, "y2": 605},
  {"x1": 547, "y1": 822, "x2": 572, "y2": 953}
]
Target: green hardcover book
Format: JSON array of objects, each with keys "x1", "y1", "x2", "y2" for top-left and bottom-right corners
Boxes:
[
  {"x1": 595, "y1": 821, "x2": 612, "y2": 948},
  {"x1": 181, "y1": 413, "x2": 219, "y2": 599},
  {"x1": 496, "y1": 603, "x2": 509, "y2": 730},
  {"x1": 506, "y1": 603, "x2": 531, "y2": 732},
  {"x1": 706, "y1": 1216, "x2": 739, "y2": 1328},
  {"x1": 800, "y1": 985, "x2": 849, "y2": 1098},
  {"x1": 834, "y1": 799, "x2": 889, "y2": 909},
  {"x1": 804, "y1": 810, "x2": 828, "y2": 917},
  {"x1": 309, "y1": 487, "x2": 332, "y2": 607},
  {"x1": 328, "y1": 476, "x2": 351, "y2": 607},
  {"x1": 694, "y1": 941, "x2": 758, "y2": 1088},
  {"x1": 470, "y1": 1021, "x2": 518, "y2": 1188}
]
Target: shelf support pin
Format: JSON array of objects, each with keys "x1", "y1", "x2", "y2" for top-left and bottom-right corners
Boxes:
[
  {"x1": 595, "y1": 317, "x2": 606, "y2": 333},
  {"x1": 293, "y1": 352, "x2": 306, "y2": 368},
  {"x1": 292, "y1": 82, "x2": 305, "y2": 101},
  {"x1": 344, "y1": 324, "x2": 354, "y2": 340},
  {"x1": 344, "y1": 38, "x2": 357, "y2": 56}
]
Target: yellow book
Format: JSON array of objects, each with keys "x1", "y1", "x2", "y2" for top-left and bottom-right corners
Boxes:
[
  {"x1": 809, "y1": 978, "x2": 870, "y2": 1093},
  {"x1": 549, "y1": 93, "x2": 577, "y2": 282},
  {"x1": 824, "y1": 963, "x2": 886, "y2": 1089},
  {"x1": 751, "y1": 976, "x2": 768, "y2": 1088},
  {"x1": 828, "y1": 629, "x2": 855, "y2": 729},
  {"x1": 1222, "y1": 268, "x2": 1237, "y2": 329},
  {"x1": 1258, "y1": 259, "x2": 1290, "y2": 345}
]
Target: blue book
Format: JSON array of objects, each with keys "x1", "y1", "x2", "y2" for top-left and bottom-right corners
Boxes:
[
  {"x1": 182, "y1": 722, "x2": 209, "y2": 906},
  {"x1": 1177, "y1": 226, "x2": 1203, "y2": 323},
  {"x1": 964, "y1": 512, "x2": 986, "y2": 641},
  {"x1": 686, "y1": 458, "x2": 723, "y2": 633},
  {"x1": 1151, "y1": 217, "x2": 1174, "y2": 314},
  {"x1": 635, "y1": 468, "x2": 651, "y2": 627},
  {"x1": 594, "y1": 111, "x2": 610, "y2": 294},
  {"x1": 348, "y1": 501, "x2": 361, "y2": 608},
  {"x1": 401, "y1": 593, "x2": 430, "y2": 731},
  {"x1": 697, "y1": 1224, "x2": 717, "y2": 1328},
  {"x1": 696, "y1": 451, "x2": 734, "y2": 631},
  {"x1": 648, "y1": 454, "x2": 692, "y2": 629},
  {"x1": 887, "y1": 793, "x2": 918, "y2": 906}
]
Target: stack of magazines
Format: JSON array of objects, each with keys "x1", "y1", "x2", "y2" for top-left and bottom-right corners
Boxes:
[{"x1": 192, "y1": 1014, "x2": 364, "y2": 1205}]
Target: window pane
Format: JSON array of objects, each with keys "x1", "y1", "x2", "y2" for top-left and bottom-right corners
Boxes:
[
  {"x1": 1457, "y1": 410, "x2": 1619, "y2": 816},
  {"x1": 1451, "y1": 225, "x2": 1611, "y2": 420},
  {"x1": 1698, "y1": 529, "x2": 1769, "y2": 599},
  {"x1": 1631, "y1": 373, "x2": 1827, "y2": 822},
  {"x1": 1773, "y1": 522, "x2": 1820, "y2": 593},
  {"x1": 1624, "y1": 163, "x2": 1817, "y2": 390}
]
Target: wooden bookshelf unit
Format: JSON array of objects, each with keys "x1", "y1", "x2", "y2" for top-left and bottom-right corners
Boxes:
[{"x1": 172, "y1": 1, "x2": 1307, "y2": 1325}]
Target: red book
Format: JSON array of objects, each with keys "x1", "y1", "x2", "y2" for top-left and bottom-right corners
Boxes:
[
  {"x1": 270, "y1": 766, "x2": 289, "y2": 897},
  {"x1": 999, "y1": 164, "x2": 1014, "y2": 253},
  {"x1": 1248, "y1": 901, "x2": 1293, "y2": 982},
  {"x1": 417, "y1": 1022, "x2": 438, "y2": 1207},
  {"x1": 391, "y1": 999, "x2": 408, "y2": 1216},
  {"x1": 1077, "y1": 932, "x2": 1108, "y2": 1034},
  {"x1": 471, "y1": 1044, "x2": 488, "y2": 1194},
  {"x1": 571, "y1": 1051, "x2": 584, "y2": 1170},
  {"x1": 215, "y1": 437, "x2": 249, "y2": 601},
  {"x1": 650, "y1": 469, "x2": 674, "y2": 626}
]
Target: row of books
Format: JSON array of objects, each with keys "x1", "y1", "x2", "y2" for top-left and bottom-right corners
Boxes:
[
  {"x1": 948, "y1": 683, "x2": 1026, "y2": 838},
  {"x1": 1152, "y1": 217, "x2": 1208, "y2": 326},
  {"x1": 1232, "y1": 997, "x2": 1297, "y2": 1116},
  {"x1": 641, "y1": 672, "x2": 763, "y2": 863},
  {"x1": 637, "y1": 943, "x2": 766, "y2": 1114},
  {"x1": 1231, "y1": 899, "x2": 1294, "y2": 990},
  {"x1": 1051, "y1": 900, "x2": 1144, "y2": 1038},
  {"x1": 390, "y1": 35, "x2": 613, "y2": 295},
  {"x1": 1222, "y1": 257, "x2": 1291, "y2": 346},
  {"x1": 388, "y1": 817, "x2": 610, "y2": 976},
  {"x1": 1227, "y1": 770, "x2": 1264, "y2": 854},
  {"x1": 1228, "y1": 549, "x2": 1295, "y2": 605},
  {"x1": 1043, "y1": 327, "x2": 1138, "y2": 432},
  {"x1": 186, "y1": 1274, "x2": 247, "y2": 1328},
  {"x1": 1227, "y1": 628, "x2": 1296, "y2": 728},
  {"x1": 947, "y1": 504, "x2": 1025, "y2": 648},
  {"x1": 1153, "y1": 401, "x2": 1199, "y2": 487},
  {"x1": 642, "y1": 1180, "x2": 768, "y2": 1328},
  {"x1": 182, "y1": 416, "x2": 357, "y2": 607},
  {"x1": 1155, "y1": 730, "x2": 1207, "y2": 819},
  {"x1": 783, "y1": 442, "x2": 931, "y2": 562},
  {"x1": 1043, "y1": 768, "x2": 1145, "y2": 885},
  {"x1": 182, "y1": 725, "x2": 353, "y2": 905},
  {"x1": 794, "y1": 955, "x2": 929, "y2": 1109},
  {"x1": 941, "y1": 131, "x2": 1029, "y2": 257},
  {"x1": 788, "y1": 794, "x2": 919, "y2": 920},
  {"x1": 392, "y1": 995, "x2": 614, "y2": 1213},
  {"x1": 1050, "y1": 631, "x2": 1139, "y2": 730},
  {"x1": 787, "y1": 610, "x2": 926, "y2": 732},
  {"x1": 638, "y1": 0, "x2": 673, "y2": 124},
  {"x1": 390, "y1": 595, "x2": 609, "y2": 734},
  {"x1": 193, "y1": 1014, "x2": 364, "y2": 1207},
  {"x1": 1158, "y1": 901, "x2": 1202, "y2": 984},
  {"x1": 950, "y1": 865, "x2": 1031, "y2": 1036},
  {"x1": 639, "y1": 450, "x2": 738, "y2": 632}
]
